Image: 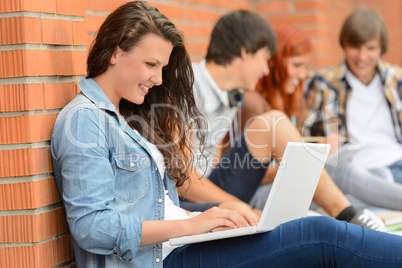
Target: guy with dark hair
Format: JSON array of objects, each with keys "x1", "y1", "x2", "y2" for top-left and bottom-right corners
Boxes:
[
  {"x1": 306, "y1": 8, "x2": 402, "y2": 211},
  {"x1": 179, "y1": 9, "x2": 386, "y2": 231}
]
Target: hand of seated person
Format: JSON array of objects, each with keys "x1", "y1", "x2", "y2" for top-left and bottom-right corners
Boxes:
[
  {"x1": 218, "y1": 201, "x2": 262, "y2": 221},
  {"x1": 186, "y1": 206, "x2": 258, "y2": 234}
]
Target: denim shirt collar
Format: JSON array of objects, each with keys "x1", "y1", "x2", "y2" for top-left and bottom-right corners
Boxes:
[
  {"x1": 78, "y1": 77, "x2": 120, "y2": 116},
  {"x1": 78, "y1": 77, "x2": 151, "y2": 155}
]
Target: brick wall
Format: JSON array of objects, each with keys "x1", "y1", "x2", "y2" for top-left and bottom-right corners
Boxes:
[
  {"x1": 0, "y1": 0, "x2": 85, "y2": 267},
  {"x1": 257, "y1": 0, "x2": 402, "y2": 68},
  {"x1": 0, "y1": 0, "x2": 401, "y2": 267}
]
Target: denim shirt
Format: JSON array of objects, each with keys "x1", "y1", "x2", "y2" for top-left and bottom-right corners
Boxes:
[{"x1": 51, "y1": 77, "x2": 179, "y2": 267}]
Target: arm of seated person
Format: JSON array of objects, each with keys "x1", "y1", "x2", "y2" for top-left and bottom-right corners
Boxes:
[
  {"x1": 178, "y1": 167, "x2": 242, "y2": 203},
  {"x1": 178, "y1": 167, "x2": 262, "y2": 219}
]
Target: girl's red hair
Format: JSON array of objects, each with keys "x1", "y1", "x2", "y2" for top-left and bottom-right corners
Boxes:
[{"x1": 256, "y1": 24, "x2": 312, "y2": 118}]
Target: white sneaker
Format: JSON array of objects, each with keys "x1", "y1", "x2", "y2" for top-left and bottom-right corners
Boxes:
[{"x1": 350, "y1": 209, "x2": 388, "y2": 232}]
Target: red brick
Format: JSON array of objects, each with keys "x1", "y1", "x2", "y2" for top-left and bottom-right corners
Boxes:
[
  {"x1": 0, "y1": 83, "x2": 77, "y2": 112},
  {"x1": 185, "y1": 41, "x2": 209, "y2": 57},
  {"x1": 0, "y1": 113, "x2": 57, "y2": 144},
  {"x1": 0, "y1": 17, "x2": 41, "y2": 45},
  {"x1": 0, "y1": 147, "x2": 52, "y2": 178},
  {"x1": 0, "y1": 235, "x2": 74, "y2": 267},
  {"x1": 41, "y1": 18, "x2": 73, "y2": 45},
  {"x1": 24, "y1": 0, "x2": 56, "y2": 13},
  {"x1": 0, "y1": 0, "x2": 56, "y2": 13},
  {"x1": 87, "y1": 34, "x2": 95, "y2": 51},
  {"x1": 0, "y1": 207, "x2": 67, "y2": 243},
  {"x1": 295, "y1": 1, "x2": 330, "y2": 12},
  {"x1": 86, "y1": 0, "x2": 121, "y2": 12},
  {"x1": 152, "y1": 3, "x2": 222, "y2": 22},
  {"x1": 72, "y1": 20, "x2": 88, "y2": 45},
  {"x1": 0, "y1": 50, "x2": 60, "y2": 78},
  {"x1": 175, "y1": 23, "x2": 212, "y2": 38},
  {"x1": 269, "y1": 14, "x2": 331, "y2": 26},
  {"x1": 56, "y1": 0, "x2": 85, "y2": 16},
  {"x1": 0, "y1": 84, "x2": 44, "y2": 112},
  {"x1": 151, "y1": 0, "x2": 251, "y2": 10},
  {"x1": 44, "y1": 82, "x2": 78, "y2": 110},
  {"x1": 0, "y1": 177, "x2": 61, "y2": 210},
  {"x1": 257, "y1": 2, "x2": 289, "y2": 13},
  {"x1": 33, "y1": 50, "x2": 61, "y2": 76},
  {"x1": 84, "y1": 13, "x2": 107, "y2": 35},
  {"x1": 302, "y1": 28, "x2": 330, "y2": 38},
  {"x1": 59, "y1": 50, "x2": 87, "y2": 76}
]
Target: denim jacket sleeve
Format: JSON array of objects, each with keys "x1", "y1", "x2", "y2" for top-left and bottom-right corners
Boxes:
[{"x1": 52, "y1": 105, "x2": 143, "y2": 262}]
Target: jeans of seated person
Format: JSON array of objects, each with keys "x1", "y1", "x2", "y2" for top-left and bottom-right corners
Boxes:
[
  {"x1": 388, "y1": 159, "x2": 402, "y2": 184},
  {"x1": 180, "y1": 133, "x2": 268, "y2": 212},
  {"x1": 324, "y1": 163, "x2": 402, "y2": 211},
  {"x1": 249, "y1": 163, "x2": 402, "y2": 212},
  {"x1": 164, "y1": 216, "x2": 402, "y2": 267}
]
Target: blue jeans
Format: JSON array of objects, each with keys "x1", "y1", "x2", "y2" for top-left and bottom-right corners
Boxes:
[
  {"x1": 180, "y1": 133, "x2": 268, "y2": 211},
  {"x1": 389, "y1": 160, "x2": 402, "y2": 184},
  {"x1": 164, "y1": 216, "x2": 402, "y2": 267}
]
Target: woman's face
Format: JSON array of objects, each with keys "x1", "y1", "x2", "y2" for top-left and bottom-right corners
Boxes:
[
  {"x1": 109, "y1": 33, "x2": 173, "y2": 105},
  {"x1": 284, "y1": 53, "x2": 311, "y2": 94}
]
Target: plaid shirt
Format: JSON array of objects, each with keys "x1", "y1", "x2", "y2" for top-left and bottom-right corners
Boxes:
[{"x1": 304, "y1": 60, "x2": 402, "y2": 143}]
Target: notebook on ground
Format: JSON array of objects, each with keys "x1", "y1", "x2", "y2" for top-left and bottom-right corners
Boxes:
[{"x1": 169, "y1": 142, "x2": 331, "y2": 246}]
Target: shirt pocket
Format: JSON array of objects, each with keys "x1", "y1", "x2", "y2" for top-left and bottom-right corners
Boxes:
[{"x1": 113, "y1": 154, "x2": 150, "y2": 202}]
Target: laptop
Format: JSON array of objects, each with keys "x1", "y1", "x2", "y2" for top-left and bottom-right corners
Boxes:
[{"x1": 169, "y1": 142, "x2": 331, "y2": 246}]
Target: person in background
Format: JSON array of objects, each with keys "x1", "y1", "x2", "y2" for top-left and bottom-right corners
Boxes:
[
  {"x1": 305, "y1": 8, "x2": 402, "y2": 211},
  {"x1": 178, "y1": 12, "x2": 386, "y2": 230},
  {"x1": 51, "y1": 2, "x2": 402, "y2": 266}
]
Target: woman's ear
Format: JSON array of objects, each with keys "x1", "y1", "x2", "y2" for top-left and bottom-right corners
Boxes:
[{"x1": 110, "y1": 47, "x2": 120, "y2": 66}]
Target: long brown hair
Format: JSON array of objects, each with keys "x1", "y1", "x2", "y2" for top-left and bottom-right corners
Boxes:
[
  {"x1": 256, "y1": 24, "x2": 312, "y2": 118},
  {"x1": 87, "y1": 1, "x2": 204, "y2": 186}
]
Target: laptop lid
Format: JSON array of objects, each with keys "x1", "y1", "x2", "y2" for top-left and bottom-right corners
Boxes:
[
  {"x1": 257, "y1": 142, "x2": 330, "y2": 232},
  {"x1": 169, "y1": 142, "x2": 330, "y2": 246}
]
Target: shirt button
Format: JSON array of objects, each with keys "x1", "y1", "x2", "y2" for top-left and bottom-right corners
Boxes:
[
  {"x1": 155, "y1": 258, "x2": 160, "y2": 263},
  {"x1": 155, "y1": 166, "x2": 158, "y2": 171},
  {"x1": 158, "y1": 198, "x2": 163, "y2": 203},
  {"x1": 130, "y1": 162, "x2": 135, "y2": 168}
]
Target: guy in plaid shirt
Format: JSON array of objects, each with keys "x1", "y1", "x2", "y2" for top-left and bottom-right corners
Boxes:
[{"x1": 305, "y1": 8, "x2": 402, "y2": 212}]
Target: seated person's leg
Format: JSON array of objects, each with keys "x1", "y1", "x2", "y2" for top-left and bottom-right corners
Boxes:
[
  {"x1": 245, "y1": 110, "x2": 352, "y2": 218},
  {"x1": 388, "y1": 159, "x2": 402, "y2": 184},
  {"x1": 326, "y1": 162, "x2": 402, "y2": 210}
]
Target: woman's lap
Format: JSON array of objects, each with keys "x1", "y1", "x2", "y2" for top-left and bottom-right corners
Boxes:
[{"x1": 164, "y1": 216, "x2": 402, "y2": 267}]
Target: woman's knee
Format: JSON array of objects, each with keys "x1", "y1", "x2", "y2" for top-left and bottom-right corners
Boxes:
[{"x1": 302, "y1": 216, "x2": 348, "y2": 239}]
